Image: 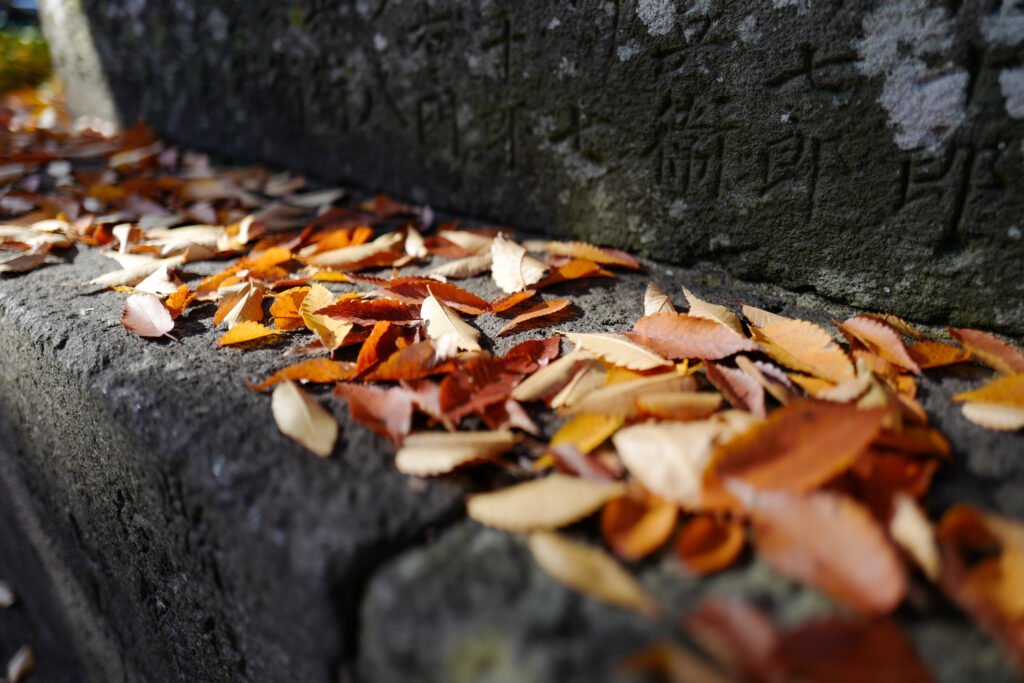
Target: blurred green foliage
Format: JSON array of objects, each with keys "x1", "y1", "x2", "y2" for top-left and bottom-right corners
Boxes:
[{"x1": 0, "y1": 22, "x2": 50, "y2": 94}]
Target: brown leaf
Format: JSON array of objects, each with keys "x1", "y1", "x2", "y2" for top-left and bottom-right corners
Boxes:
[
  {"x1": 271, "y1": 380, "x2": 338, "y2": 457},
  {"x1": 629, "y1": 313, "x2": 759, "y2": 360},
  {"x1": 634, "y1": 391, "x2": 723, "y2": 421},
  {"x1": 467, "y1": 474, "x2": 626, "y2": 531},
  {"x1": 394, "y1": 430, "x2": 518, "y2": 476},
  {"x1": 906, "y1": 339, "x2": 971, "y2": 369},
  {"x1": 739, "y1": 487, "x2": 907, "y2": 615},
  {"x1": 0, "y1": 246, "x2": 49, "y2": 273},
  {"x1": 497, "y1": 299, "x2": 572, "y2": 335},
  {"x1": 120, "y1": 293, "x2": 175, "y2": 339},
  {"x1": 509, "y1": 350, "x2": 586, "y2": 403},
  {"x1": 683, "y1": 599, "x2": 779, "y2": 680},
  {"x1": 217, "y1": 321, "x2": 280, "y2": 346},
  {"x1": 710, "y1": 399, "x2": 888, "y2": 493},
  {"x1": 676, "y1": 515, "x2": 746, "y2": 575},
  {"x1": 528, "y1": 531, "x2": 660, "y2": 618},
  {"x1": 499, "y1": 336, "x2": 561, "y2": 374},
  {"x1": 601, "y1": 491, "x2": 679, "y2": 560},
  {"x1": 705, "y1": 362, "x2": 766, "y2": 417},
  {"x1": 489, "y1": 289, "x2": 537, "y2": 313},
  {"x1": 252, "y1": 358, "x2": 357, "y2": 391},
  {"x1": 333, "y1": 382, "x2": 413, "y2": 443},
  {"x1": 561, "y1": 370, "x2": 697, "y2": 419},
  {"x1": 316, "y1": 297, "x2": 420, "y2": 325},
  {"x1": 533, "y1": 258, "x2": 611, "y2": 288},
  {"x1": 750, "y1": 318, "x2": 855, "y2": 383},
  {"x1": 741, "y1": 304, "x2": 788, "y2": 328},
  {"x1": 839, "y1": 315, "x2": 920, "y2": 373},
  {"x1": 949, "y1": 328, "x2": 1024, "y2": 375},
  {"x1": 620, "y1": 642, "x2": 732, "y2": 683},
  {"x1": 363, "y1": 340, "x2": 455, "y2": 381},
  {"x1": 304, "y1": 230, "x2": 404, "y2": 269}
]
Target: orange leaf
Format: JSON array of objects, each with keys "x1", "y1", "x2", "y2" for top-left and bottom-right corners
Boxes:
[
  {"x1": 952, "y1": 372, "x2": 1024, "y2": 407},
  {"x1": 498, "y1": 299, "x2": 573, "y2": 335},
  {"x1": 601, "y1": 492, "x2": 679, "y2": 560},
  {"x1": 269, "y1": 286, "x2": 310, "y2": 331},
  {"x1": 350, "y1": 274, "x2": 489, "y2": 315},
  {"x1": 316, "y1": 297, "x2": 420, "y2": 325},
  {"x1": 634, "y1": 391, "x2": 723, "y2": 421},
  {"x1": 355, "y1": 321, "x2": 407, "y2": 376},
  {"x1": 533, "y1": 259, "x2": 611, "y2": 288},
  {"x1": 333, "y1": 383, "x2": 413, "y2": 443},
  {"x1": 628, "y1": 313, "x2": 759, "y2": 360},
  {"x1": 839, "y1": 315, "x2": 920, "y2": 373},
  {"x1": 773, "y1": 617, "x2": 934, "y2": 683},
  {"x1": 741, "y1": 488, "x2": 907, "y2": 615},
  {"x1": 217, "y1": 321, "x2": 280, "y2": 346},
  {"x1": 363, "y1": 340, "x2": 455, "y2": 381},
  {"x1": 906, "y1": 339, "x2": 971, "y2": 369},
  {"x1": 675, "y1": 515, "x2": 746, "y2": 576},
  {"x1": 710, "y1": 399, "x2": 888, "y2": 492},
  {"x1": 529, "y1": 240, "x2": 641, "y2": 269},
  {"x1": 214, "y1": 282, "x2": 265, "y2": 327},
  {"x1": 252, "y1": 358, "x2": 358, "y2": 391},
  {"x1": 751, "y1": 318, "x2": 855, "y2": 383},
  {"x1": 163, "y1": 284, "x2": 195, "y2": 320},
  {"x1": 489, "y1": 289, "x2": 537, "y2": 313},
  {"x1": 949, "y1": 328, "x2": 1024, "y2": 375}
]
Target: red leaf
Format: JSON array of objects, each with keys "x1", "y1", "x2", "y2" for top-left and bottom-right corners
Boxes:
[
  {"x1": 705, "y1": 362, "x2": 766, "y2": 417},
  {"x1": 675, "y1": 515, "x2": 746, "y2": 575},
  {"x1": 316, "y1": 297, "x2": 420, "y2": 325},
  {"x1": 628, "y1": 313, "x2": 760, "y2": 360},
  {"x1": 334, "y1": 382, "x2": 413, "y2": 443},
  {"x1": 501, "y1": 336, "x2": 561, "y2": 374},
  {"x1": 948, "y1": 328, "x2": 1024, "y2": 375},
  {"x1": 355, "y1": 321, "x2": 408, "y2": 376}
]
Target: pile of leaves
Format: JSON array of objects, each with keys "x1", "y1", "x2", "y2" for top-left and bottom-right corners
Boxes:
[{"x1": 3, "y1": 87, "x2": 1024, "y2": 681}]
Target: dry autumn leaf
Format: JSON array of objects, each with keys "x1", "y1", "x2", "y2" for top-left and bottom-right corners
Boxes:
[
  {"x1": 737, "y1": 486, "x2": 907, "y2": 615},
  {"x1": 510, "y1": 349, "x2": 587, "y2": 403},
  {"x1": 675, "y1": 515, "x2": 746, "y2": 576},
  {"x1": 120, "y1": 293, "x2": 175, "y2": 339},
  {"x1": 300, "y1": 282, "x2": 352, "y2": 351},
  {"x1": 524, "y1": 239, "x2": 641, "y2": 269},
  {"x1": 561, "y1": 370, "x2": 696, "y2": 419},
  {"x1": 214, "y1": 281, "x2": 265, "y2": 328},
  {"x1": 333, "y1": 382, "x2": 413, "y2": 443},
  {"x1": 682, "y1": 287, "x2": 745, "y2": 336},
  {"x1": 217, "y1": 321, "x2": 280, "y2": 346},
  {"x1": 164, "y1": 284, "x2": 196, "y2": 320},
  {"x1": 889, "y1": 493, "x2": 940, "y2": 581},
  {"x1": 551, "y1": 414, "x2": 624, "y2": 454},
  {"x1": 394, "y1": 430, "x2": 519, "y2": 476},
  {"x1": 317, "y1": 297, "x2": 420, "y2": 325},
  {"x1": 948, "y1": 328, "x2": 1024, "y2": 375},
  {"x1": 491, "y1": 233, "x2": 548, "y2": 293},
  {"x1": 952, "y1": 373, "x2": 1024, "y2": 431},
  {"x1": 81, "y1": 254, "x2": 185, "y2": 289},
  {"x1": 420, "y1": 290, "x2": 482, "y2": 351},
  {"x1": 839, "y1": 315, "x2": 921, "y2": 374},
  {"x1": 906, "y1": 339, "x2": 971, "y2": 369},
  {"x1": 0, "y1": 247, "x2": 49, "y2": 273},
  {"x1": 741, "y1": 304, "x2": 788, "y2": 328},
  {"x1": 304, "y1": 230, "x2": 404, "y2": 269},
  {"x1": 429, "y1": 251, "x2": 492, "y2": 279},
  {"x1": 644, "y1": 282, "x2": 676, "y2": 316},
  {"x1": 634, "y1": 391, "x2": 724, "y2": 421},
  {"x1": 705, "y1": 362, "x2": 766, "y2": 417},
  {"x1": 601, "y1": 491, "x2": 679, "y2": 560},
  {"x1": 629, "y1": 312, "x2": 759, "y2": 360},
  {"x1": 750, "y1": 318, "x2": 855, "y2": 383},
  {"x1": 621, "y1": 642, "x2": 733, "y2": 683},
  {"x1": 253, "y1": 358, "x2": 357, "y2": 391},
  {"x1": 560, "y1": 331, "x2": 671, "y2": 371},
  {"x1": 467, "y1": 473, "x2": 626, "y2": 531},
  {"x1": 528, "y1": 531, "x2": 660, "y2": 618},
  {"x1": 498, "y1": 299, "x2": 572, "y2": 335},
  {"x1": 271, "y1": 380, "x2": 337, "y2": 457},
  {"x1": 269, "y1": 286, "x2": 309, "y2": 330}
]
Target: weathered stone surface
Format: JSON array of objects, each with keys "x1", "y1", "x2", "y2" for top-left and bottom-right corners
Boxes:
[
  {"x1": 39, "y1": 0, "x2": 1024, "y2": 333},
  {"x1": 0, "y1": 248, "x2": 467, "y2": 682}
]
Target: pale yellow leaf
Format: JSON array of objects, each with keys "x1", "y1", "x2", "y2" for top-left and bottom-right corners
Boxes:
[
  {"x1": 741, "y1": 304, "x2": 788, "y2": 329},
  {"x1": 750, "y1": 319, "x2": 855, "y2": 383},
  {"x1": 405, "y1": 227, "x2": 427, "y2": 258},
  {"x1": 560, "y1": 331, "x2": 671, "y2": 371},
  {"x1": 528, "y1": 531, "x2": 660, "y2": 617},
  {"x1": 683, "y1": 286, "x2": 744, "y2": 336},
  {"x1": 81, "y1": 255, "x2": 185, "y2": 289},
  {"x1": 438, "y1": 228, "x2": 494, "y2": 252},
  {"x1": 561, "y1": 370, "x2": 696, "y2": 418},
  {"x1": 960, "y1": 403, "x2": 1024, "y2": 431},
  {"x1": 133, "y1": 264, "x2": 181, "y2": 297},
  {"x1": 304, "y1": 230, "x2": 404, "y2": 268},
  {"x1": 420, "y1": 290, "x2": 481, "y2": 351},
  {"x1": 467, "y1": 473, "x2": 626, "y2": 531},
  {"x1": 6, "y1": 645, "x2": 35, "y2": 683},
  {"x1": 396, "y1": 430, "x2": 519, "y2": 476},
  {"x1": 300, "y1": 282, "x2": 352, "y2": 351},
  {"x1": 889, "y1": 493, "x2": 940, "y2": 581},
  {"x1": 644, "y1": 282, "x2": 676, "y2": 316},
  {"x1": 491, "y1": 233, "x2": 548, "y2": 293},
  {"x1": 549, "y1": 358, "x2": 607, "y2": 409},
  {"x1": 510, "y1": 349, "x2": 586, "y2": 402},
  {"x1": 215, "y1": 281, "x2": 265, "y2": 328},
  {"x1": 271, "y1": 380, "x2": 338, "y2": 457},
  {"x1": 0, "y1": 248, "x2": 48, "y2": 273},
  {"x1": 429, "y1": 251, "x2": 493, "y2": 279}
]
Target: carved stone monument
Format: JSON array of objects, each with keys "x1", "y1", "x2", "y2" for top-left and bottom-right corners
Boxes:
[{"x1": 40, "y1": 0, "x2": 1024, "y2": 333}]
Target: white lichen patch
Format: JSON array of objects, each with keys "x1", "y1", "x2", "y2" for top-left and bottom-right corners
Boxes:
[
  {"x1": 999, "y1": 68, "x2": 1024, "y2": 119},
  {"x1": 637, "y1": 0, "x2": 677, "y2": 36},
  {"x1": 737, "y1": 14, "x2": 760, "y2": 43},
  {"x1": 857, "y1": 0, "x2": 966, "y2": 150},
  {"x1": 617, "y1": 43, "x2": 638, "y2": 61}
]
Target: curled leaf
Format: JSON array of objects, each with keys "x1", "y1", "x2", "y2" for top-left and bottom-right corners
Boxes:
[
  {"x1": 271, "y1": 380, "x2": 338, "y2": 457},
  {"x1": 560, "y1": 331, "x2": 671, "y2": 371},
  {"x1": 491, "y1": 233, "x2": 548, "y2": 293},
  {"x1": 395, "y1": 430, "x2": 519, "y2": 476},
  {"x1": 601, "y1": 492, "x2": 679, "y2": 560},
  {"x1": 676, "y1": 515, "x2": 746, "y2": 576},
  {"x1": 467, "y1": 473, "x2": 626, "y2": 531}
]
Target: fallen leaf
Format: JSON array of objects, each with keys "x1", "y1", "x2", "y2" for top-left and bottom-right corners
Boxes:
[
  {"x1": 421, "y1": 290, "x2": 482, "y2": 351},
  {"x1": 300, "y1": 282, "x2": 352, "y2": 351},
  {"x1": 269, "y1": 286, "x2": 309, "y2": 330},
  {"x1": 217, "y1": 321, "x2": 280, "y2": 346},
  {"x1": 839, "y1": 315, "x2": 920, "y2": 374},
  {"x1": 491, "y1": 233, "x2": 548, "y2": 293},
  {"x1": 333, "y1": 382, "x2": 413, "y2": 443},
  {"x1": 705, "y1": 362, "x2": 766, "y2": 417},
  {"x1": 750, "y1": 318, "x2": 855, "y2": 383},
  {"x1": 429, "y1": 251, "x2": 493, "y2": 279},
  {"x1": 683, "y1": 599, "x2": 779, "y2": 680},
  {"x1": 510, "y1": 349, "x2": 586, "y2": 402},
  {"x1": 741, "y1": 304, "x2": 788, "y2": 328},
  {"x1": 437, "y1": 227, "x2": 494, "y2": 253},
  {"x1": 628, "y1": 313, "x2": 759, "y2": 361},
  {"x1": 863, "y1": 313, "x2": 926, "y2": 340},
  {"x1": 317, "y1": 297, "x2": 420, "y2": 325},
  {"x1": 613, "y1": 413, "x2": 759, "y2": 507},
  {"x1": 953, "y1": 373, "x2": 1024, "y2": 431},
  {"x1": 489, "y1": 289, "x2": 537, "y2": 313},
  {"x1": 0, "y1": 247, "x2": 49, "y2": 273},
  {"x1": 526, "y1": 239, "x2": 641, "y2": 269},
  {"x1": 676, "y1": 515, "x2": 746, "y2": 575},
  {"x1": 6, "y1": 645, "x2": 35, "y2": 683},
  {"x1": 164, "y1": 284, "x2": 196, "y2": 319},
  {"x1": 214, "y1": 281, "x2": 265, "y2": 327},
  {"x1": 738, "y1": 487, "x2": 907, "y2": 615},
  {"x1": 549, "y1": 358, "x2": 608, "y2": 409},
  {"x1": 683, "y1": 287, "x2": 745, "y2": 336},
  {"x1": 634, "y1": 391, "x2": 723, "y2": 421},
  {"x1": 889, "y1": 493, "x2": 940, "y2": 581},
  {"x1": 304, "y1": 230, "x2": 404, "y2": 269},
  {"x1": 271, "y1": 380, "x2": 337, "y2": 457},
  {"x1": 81, "y1": 254, "x2": 185, "y2": 289},
  {"x1": 499, "y1": 336, "x2": 561, "y2": 374},
  {"x1": 560, "y1": 331, "x2": 671, "y2": 371},
  {"x1": 709, "y1": 399, "x2": 888, "y2": 493},
  {"x1": 734, "y1": 355, "x2": 795, "y2": 405},
  {"x1": 601, "y1": 491, "x2": 679, "y2": 560},
  {"x1": 561, "y1": 370, "x2": 696, "y2": 419},
  {"x1": 906, "y1": 339, "x2": 971, "y2": 369},
  {"x1": 394, "y1": 430, "x2": 519, "y2": 476},
  {"x1": 551, "y1": 414, "x2": 624, "y2": 454},
  {"x1": 644, "y1": 282, "x2": 676, "y2": 316},
  {"x1": 467, "y1": 473, "x2": 626, "y2": 531},
  {"x1": 253, "y1": 358, "x2": 357, "y2": 391},
  {"x1": 528, "y1": 531, "x2": 659, "y2": 617},
  {"x1": 363, "y1": 339, "x2": 454, "y2": 381},
  {"x1": 498, "y1": 299, "x2": 572, "y2": 335},
  {"x1": 948, "y1": 328, "x2": 1024, "y2": 375},
  {"x1": 533, "y1": 258, "x2": 610, "y2": 288},
  {"x1": 120, "y1": 293, "x2": 175, "y2": 339},
  {"x1": 772, "y1": 617, "x2": 935, "y2": 683}
]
